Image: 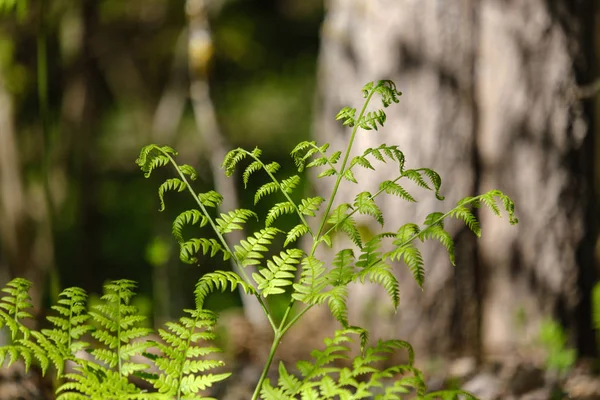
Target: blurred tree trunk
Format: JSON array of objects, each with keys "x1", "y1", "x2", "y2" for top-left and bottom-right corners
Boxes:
[{"x1": 314, "y1": 0, "x2": 596, "y2": 358}]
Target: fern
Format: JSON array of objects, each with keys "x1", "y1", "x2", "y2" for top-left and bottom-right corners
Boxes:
[
  {"x1": 215, "y1": 209, "x2": 257, "y2": 234},
  {"x1": 260, "y1": 329, "x2": 425, "y2": 400},
  {"x1": 144, "y1": 308, "x2": 230, "y2": 398},
  {"x1": 327, "y1": 203, "x2": 362, "y2": 248},
  {"x1": 180, "y1": 238, "x2": 230, "y2": 264},
  {"x1": 87, "y1": 280, "x2": 152, "y2": 376},
  {"x1": 194, "y1": 271, "x2": 256, "y2": 310},
  {"x1": 0, "y1": 79, "x2": 520, "y2": 400},
  {"x1": 252, "y1": 249, "x2": 304, "y2": 297},
  {"x1": 266, "y1": 202, "x2": 295, "y2": 226},
  {"x1": 386, "y1": 223, "x2": 425, "y2": 288},
  {"x1": 234, "y1": 227, "x2": 281, "y2": 267}
]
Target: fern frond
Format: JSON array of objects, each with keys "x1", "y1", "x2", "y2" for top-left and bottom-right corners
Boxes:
[
  {"x1": 253, "y1": 249, "x2": 304, "y2": 297},
  {"x1": 449, "y1": 205, "x2": 481, "y2": 237},
  {"x1": 355, "y1": 235, "x2": 383, "y2": 269},
  {"x1": 350, "y1": 155, "x2": 374, "y2": 170},
  {"x1": 0, "y1": 278, "x2": 33, "y2": 340},
  {"x1": 179, "y1": 164, "x2": 198, "y2": 181},
  {"x1": 479, "y1": 190, "x2": 519, "y2": 224},
  {"x1": 195, "y1": 271, "x2": 256, "y2": 309},
  {"x1": 221, "y1": 148, "x2": 247, "y2": 177},
  {"x1": 380, "y1": 180, "x2": 416, "y2": 202},
  {"x1": 243, "y1": 160, "x2": 263, "y2": 187},
  {"x1": 317, "y1": 168, "x2": 337, "y2": 179},
  {"x1": 419, "y1": 212, "x2": 456, "y2": 265},
  {"x1": 281, "y1": 175, "x2": 301, "y2": 194},
  {"x1": 335, "y1": 106, "x2": 357, "y2": 128},
  {"x1": 146, "y1": 308, "x2": 230, "y2": 398},
  {"x1": 180, "y1": 238, "x2": 230, "y2": 264},
  {"x1": 254, "y1": 182, "x2": 280, "y2": 204},
  {"x1": 157, "y1": 178, "x2": 186, "y2": 212},
  {"x1": 372, "y1": 79, "x2": 403, "y2": 107},
  {"x1": 327, "y1": 203, "x2": 362, "y2": 248},
  {"x1": 198, "y1": 190, "x2": 223, "y2": 208},
  {"x1": 298, "y1": 196, "x2": 325, "y2": 218},
  {"x1": 234, "y1": 227, "x2": 281, "y2": 267},
  {"x1": 327, "y1": 249, "x2": 355, "y2": 287},
  {"x1": 284, "y1": 224, "x2": 309, "y2": 247},
  {"x1": 136, "y1": 144, "x2": 177, "y2": 178},
  {"x1": 342, "y1": 168, "x2": 358, "y2": 184},
  {"x1": 266, "y1": 202, "x2": 295, "y2": 227},
  {"x1": 291, "y1": 257, "x2": 328, "y2": 304},
  {"x1": 356, "y1": 261, "x2": 400, "y2": 310},
  {"x1": 215, "y1": 209, "x2": 257, "y2": 234},
  {"x1": 87, "y1": 280, "x2": 152, "y2": 376},
  {"x1": 353, "y1": 191, "x2": 384, "y2": 226},
  {"x1": 385, "y1": 223, "x2": 425, "y2": 288},
  {"x1": 266, "y1": 328, "x2": 423, "y2": 399},
  {"x1": 172, "y1": 209, "x2": 209, "y2": 243},
  {"x1": 358, "y1": 109, "x2": 386, "y2": 131}
]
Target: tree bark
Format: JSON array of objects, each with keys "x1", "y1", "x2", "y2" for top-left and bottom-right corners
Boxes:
[{"x1": 314, "y1": 0, "x2": 596, "y2": 358}]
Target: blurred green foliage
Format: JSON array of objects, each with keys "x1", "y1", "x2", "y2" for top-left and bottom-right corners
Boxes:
[{"x1": 0, "y1": 0, "x2": 323, "y2": 322}]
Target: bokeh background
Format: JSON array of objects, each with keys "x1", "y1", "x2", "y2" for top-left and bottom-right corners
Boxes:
[{"x1": 0, "y1": 0, "x2": 599, "y2": 398}]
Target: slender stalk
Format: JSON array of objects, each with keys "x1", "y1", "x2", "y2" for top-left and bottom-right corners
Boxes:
[
  {"x1": 312, "y1": 84, "x2": 380, "y2": 251},
  {"x1": 250, "y1": 83, "x2": 382, "y2": 397},
  {"x1": 162, "y1": 150, "x2": 277, "y2": 331}
]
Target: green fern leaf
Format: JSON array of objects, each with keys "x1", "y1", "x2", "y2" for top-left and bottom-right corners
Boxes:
[
  {"x1": 253, "y1": 249, "x2": 304, "y2": 297},
  {"x1": 215, "y1": 209, "x2": 257, "y2": 234},
  {"x1": 157, "y1": 178, "x2": 187, "y2": 211},
  {"x1": 180, "y1": 238, "x2": 230, "y2": 264},
  {"x1": 292, "y1": 257, "x2": 328, "y2": 304},
  {"x1": 172, "y1": 209, "x2": 209, "y2": 243},
  {"x1": 342, "y1": 169, "x2": 357, "y2": 183},
  {"x1": 243, "y1": 160, "x2": 263, "y2": 187},
  {"x1": 356, "y1": 261, "x2": 400, "y2": 310},
  {"x1": 350, "y1": 156, "x2": 374, "y2": 170},
  {"x1": 0, "y1": 278, "x2": 34, "y2": 340},
  {"x1": 450, "y1": 205, "x2": 481, "y2": 237},
  {"x1": 421, "y1": 212, "x2": 455, "y2": 265},
  {"x1": 198, "y1": 190, "x2": 223, "y2": 208},
  {"x1": 264, "y1": 161, "x2": 281, "y2": 174},
  {"x1": 385, "y1": 224, "x2": 425, "y2": 288},
  {"x1": 221, "y1": 148, "x2": 247, "y2": 177},
  {"x1": 353, "y1": 191, "x2": 384, "y2": 226},
  {"x1": 298, "y1": 197, "x2": 325, "y2": 217},
  {"x1": 266, "y1": 202, "x2": 295, "y2": 226},
  {"x1": 317, "y1": 168, "x2": 337, "y2": 179},
  {"x1": 136, "y1": 145, "x2": 176, "y2": 178},
  {"x1": 327, "y1": 249, "x2": 355, "y2": 287},
  {"x1": 327, "y1": 204, "x2": 362, "y2": 248},
  {"x1": 281, "y1": 175, "x2": 301, "y2": 193},
  {"x1": 179, "y1": 164, "x2": 198, "y2": 181},
  {"x1": 195, "y1": 271, "x2": 256, "y2": 309},
  {"x1": 87, "y1": 280, "x2": 152, "y2": 377},
  {"x1": 335, "y1": 106, "x2": 357, "y2": 127},
  {"x1": 284, "y1": 224, "x2": 309, "y2": 247},
  {"x1": 358, "y1": 109, "x2": 386, "y2": 130},
  {"x1": 146, "y1": 308, "x2": 230, "y2": 398},
  {"x1": 380, "y1": 180, "x2": 416, "y2": 202},
  {"x1": 254, "y1": 181, "x2": 280, "y2": 204},
  {"x1": 234, "y1": 228, "x2": 280, "y2": 267}
]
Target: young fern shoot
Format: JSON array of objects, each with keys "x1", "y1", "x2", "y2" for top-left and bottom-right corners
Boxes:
[{"x1": 0, "y1": 80, "x2": 517, "y2": 399}]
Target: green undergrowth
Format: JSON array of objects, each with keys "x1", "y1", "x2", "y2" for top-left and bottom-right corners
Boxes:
[{"x1": 0, "y1": 80, "x2": 517, "y2": 399}]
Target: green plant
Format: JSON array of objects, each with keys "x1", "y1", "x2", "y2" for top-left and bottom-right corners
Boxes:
[
  {"x1": 0, "y1": 80, "x2": 517, "y2": 399},
  {"x1": 538, "y1": 319, "x2": 576, "y2": 375}
]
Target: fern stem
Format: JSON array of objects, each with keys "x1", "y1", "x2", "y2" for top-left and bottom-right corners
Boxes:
[
  {"x1": 251, "y1": 331, "x2": 283, "y2": 400},
  {"x1": 312, "y1": 82, "x2": 381, "y2": 252},
  {"x1": 161, "y1": 150, "x2": 277, "y2": 331}
]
